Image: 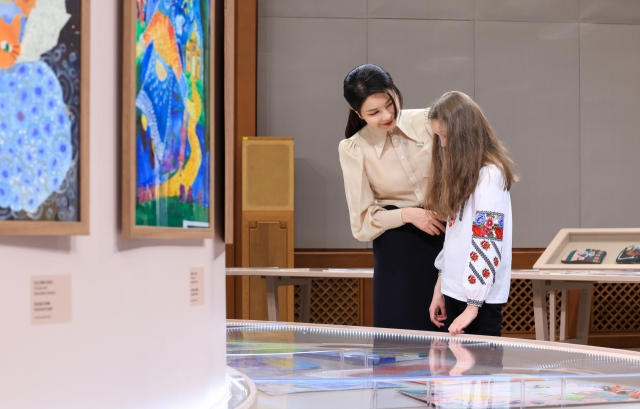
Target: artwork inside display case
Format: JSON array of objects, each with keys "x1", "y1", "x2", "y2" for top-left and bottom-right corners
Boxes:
[
  {"x1": 227, "y1": 322, "x2": 640, "y2": 408},
  {"x1": 616, "y1": 245, "x2": 640, "y2": 264},
  {"x1": 535, "y1": 228, "x2": 640, "y2": 270},
  {"x1": 122, "y1": 0, "x2": 213, "y2": 238},
  {"x1": 0, "y1": 0, "x2": 89, "y2": 235}
]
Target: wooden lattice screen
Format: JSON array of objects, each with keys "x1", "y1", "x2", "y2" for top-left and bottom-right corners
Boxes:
[
  {"x1": 501, "y1": 280, "x2": 562, "y2": 336},
  {"x1": 591, "y1": 283, "x2": 640, "y2": 332},
  {"x1": 294, "y1": 278, "x2": 360, "y2": 325}
]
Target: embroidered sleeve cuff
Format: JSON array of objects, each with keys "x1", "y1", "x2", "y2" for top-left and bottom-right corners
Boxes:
[
  {"x1": 376, "y1": 208, "x2": 404, "y2": 230},
  {"x1": 467, "y1": 299, "x2": 484, "y2": 307}
]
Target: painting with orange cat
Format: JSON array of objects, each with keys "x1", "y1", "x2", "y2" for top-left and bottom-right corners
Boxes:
[{"x1": 0, "y1": 0, "x2": 82, "y2": 222}]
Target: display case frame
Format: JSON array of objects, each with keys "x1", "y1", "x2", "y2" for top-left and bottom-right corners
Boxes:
[
  {"x1": 227, "y1": 320, "x2": 640, "y2": 408},
  {"x1": 534, "y1": 228, "x2": 640, "y2": 270}
]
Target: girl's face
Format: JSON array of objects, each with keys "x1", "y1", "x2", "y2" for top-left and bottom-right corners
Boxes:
[
  {"x1": 358, "y1": 92, "x2": 397, "y2": 132},
  {"x1": 430, "y1": 119, "x2": 448, "y2": 147}
]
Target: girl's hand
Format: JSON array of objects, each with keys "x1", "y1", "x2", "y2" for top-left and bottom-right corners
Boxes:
[
  {"x1": 448, "y1": 305, "x2": 478, "y2": 335},
  {"x1": 429, "y1": 276, "x2": 447, "y2": 328},
  {"x1": 448, "y1": 340, "x2": 476, "y2": 375},
  {"x1": 428, "y1": 339, "x2": 448, "y2": 376},
  {"x1": 401, "y1": 207, "x2": 446, "y2": 235}
]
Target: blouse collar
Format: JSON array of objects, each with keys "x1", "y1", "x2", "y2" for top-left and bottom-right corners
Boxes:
[{"x1": 364, "y1": 112, "x2": 421, "y2": 158}]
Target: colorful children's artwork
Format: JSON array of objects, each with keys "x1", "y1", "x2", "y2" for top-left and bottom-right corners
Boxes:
[
  {"x1": 616, "y1": 245, "x2": 640, "y2": 264},
  {"x1": 561, "y1": 248, "x2": 607, "y2": 264},
  {"x1": 298, "y1": 350, "x2": 427, "y2": 366},
  {"x1": 399, "y1": 380, "x2": 640, "y2": 408},
  {"x1": 227, "y1": 356, "x2": 321, "y2": 379},
  {"x1": 255, "y1": 381, "x2": 401, "y2": 396},
  {"x1": 0, "y1": 0, "x2": 86, "y2": 231},
  {"x1": 125, "y1": 0, "x2": 211, "y2": 235}
]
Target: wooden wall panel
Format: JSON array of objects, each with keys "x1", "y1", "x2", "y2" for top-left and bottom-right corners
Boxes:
[
  {"x1": 247, "y1": 221, "x2": 291, "y2": 321},
  {"x1": 241, "y1": 212, "x2": 294, "y2": 321}
]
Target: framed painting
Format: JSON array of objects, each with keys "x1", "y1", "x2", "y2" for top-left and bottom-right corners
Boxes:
[
  {"x1": 122, "y1": 0, "x2": 214, "y2": 239},
  {"x1": 0, "y1": 0, "x2": 89, "y2": 235}
]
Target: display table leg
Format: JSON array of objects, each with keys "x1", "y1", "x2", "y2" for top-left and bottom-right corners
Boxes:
[
  {"x1": 272, "y1": 277, "x2": 315, "y2": 323},
  {"x1": 560, "y1": 291, "x2": 568, "y2": 341},
  {"x1": 575, "y1": 286, "x2": 593, "y2": 345},
  {"x1": 531, "y1": 280, "x2": 549, "y2": 341},
  {"x1": 299, "y1": 284, "x2": 311, "y2": 323},
  {"x1": 265, "y1": 276, "x2": 280, "y2": 321},
  {"x1": 549, "y1": 290, "x2": 556, "y2": 342}
]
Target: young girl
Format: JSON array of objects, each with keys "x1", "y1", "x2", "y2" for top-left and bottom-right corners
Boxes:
[{"x1": 427, "y1": 91, "x2": 517, "y2": 336}]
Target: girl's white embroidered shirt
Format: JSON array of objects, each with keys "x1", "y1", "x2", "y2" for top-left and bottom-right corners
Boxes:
[{"x1": 435, "y1": 164, "x2": 513, "y2": 306}]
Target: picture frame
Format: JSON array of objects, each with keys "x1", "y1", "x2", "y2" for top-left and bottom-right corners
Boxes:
[
  {"x1": 0, "y1": 0, "x2": 90, "y2": 236},
  {"x1": 122, "y1": 0, "x2": 214, "y2": 239}
]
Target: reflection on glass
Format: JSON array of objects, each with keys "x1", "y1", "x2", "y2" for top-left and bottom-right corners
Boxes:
[{"x1": 227, "y1": 323, "x2": 640, "y2": 408}]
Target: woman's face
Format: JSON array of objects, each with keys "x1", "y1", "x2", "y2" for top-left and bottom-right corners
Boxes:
[
  {"x1": 430, "y1": 119, "x2": 448, "y2": 147},
  {"x1": 358, "y1": 92, "x2": 397, "y2": 132}
]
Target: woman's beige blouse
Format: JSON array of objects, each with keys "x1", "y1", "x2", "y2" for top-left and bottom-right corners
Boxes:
[{"x1": 339, "y1": 109, "x2": 434, "y2": 242}]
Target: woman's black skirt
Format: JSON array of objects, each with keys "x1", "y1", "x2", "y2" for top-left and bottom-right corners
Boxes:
[{"x1": 372, "y1": 206, "x2": 445, "y2": 332}]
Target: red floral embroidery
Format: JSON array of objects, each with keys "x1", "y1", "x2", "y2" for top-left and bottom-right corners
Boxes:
[
  {"x1": 468, "y1": 275, "x2": 476, "y2": 284},
  {"x1": 482, "y1": 269, "x2": 491, "y2": 278},
  {"x1": 493, "y1": 257, "x2": 499, "y2": 267},
  {"x1": 470, "y1": 252, "x2": 479, "y2": 261},
  {"x1": 485, "y1": 218, "x2": 494, "y2": 229},
  {"x1": 472, "y1": 211, "x2": 504, "y2": 240},
  {"x1": 481, "y1": 240, "x2": 490, "y2": 250}
]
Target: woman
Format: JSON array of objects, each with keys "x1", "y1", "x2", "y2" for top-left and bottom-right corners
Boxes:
[{"x1": 339, "y1": 64, "x2": 445, "y2": 331}]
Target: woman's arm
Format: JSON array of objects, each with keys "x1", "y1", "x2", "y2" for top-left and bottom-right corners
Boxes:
[{"x1": 339, "y1": 139, "x2": 403, "y2": 241}]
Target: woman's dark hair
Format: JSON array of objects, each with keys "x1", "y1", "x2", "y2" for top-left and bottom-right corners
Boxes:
[{"x1": 343, "y1": 64, "x2": 403, "y2": 138}]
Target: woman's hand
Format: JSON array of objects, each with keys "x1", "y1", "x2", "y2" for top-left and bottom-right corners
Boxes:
[
  {"x1": 429, "y1": 276, "x2": 447, "y2": 328},
  {"x1": 448, "y1": 305, "x2": 478, "y2": 335},
  {"x1": 401, "y1": 207, "x2": 446, "y2": 235}
]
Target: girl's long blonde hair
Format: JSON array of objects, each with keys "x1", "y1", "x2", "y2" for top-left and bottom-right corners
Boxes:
[{"x1": 426, "y1": 91, "x2": 518, "y2": 217}]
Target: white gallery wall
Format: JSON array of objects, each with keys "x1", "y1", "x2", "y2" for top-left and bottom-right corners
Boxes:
[
  {"x1": 257, "y1": 0, "x2": 640, "y2": 249},
  {"x1": 0, "y1": 1, "x2": 227, "y2": 408}
]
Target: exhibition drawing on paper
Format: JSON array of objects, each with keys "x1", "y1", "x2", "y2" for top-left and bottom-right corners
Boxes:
[
  {"x1": 133, "y1": 0, "x2": 211, "y2": 230},
  {"x1": 0, "y1": 0, "x2": 84, "y2": 229}
]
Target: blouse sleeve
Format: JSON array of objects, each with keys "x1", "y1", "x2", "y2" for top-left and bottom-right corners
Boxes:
[
  {"x1": 339, "y1": 139, "x2": 404, "y2": 242},
  {"x1": 462, "y1": 169, "x2": 509, "y2": 306}
]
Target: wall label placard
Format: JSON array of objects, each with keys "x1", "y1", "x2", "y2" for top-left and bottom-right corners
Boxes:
[
  {"x1": 190, "y1": 267, "x2": 204, "y2": 306},
  {"x1": 31, "y1": 275, "x2": 72, "y2": 325}
]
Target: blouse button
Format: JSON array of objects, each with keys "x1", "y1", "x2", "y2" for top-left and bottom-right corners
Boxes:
[
  {"x1": 409, "y1": 173, "x2": 413, "y2": 177},
  {"x1": 393, "y1": 139, "x2": 398, "y2": 143},
  {"x1": 401, "y1": 156, "x2": 405, "y2": 160},
  {"x1": 415, "y1": 189, "x2": 419, "y2": 193}
]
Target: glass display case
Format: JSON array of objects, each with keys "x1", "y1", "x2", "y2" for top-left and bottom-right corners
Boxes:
[{"x1": 227, "y1": 321, "x2": 640, "y2": 408}]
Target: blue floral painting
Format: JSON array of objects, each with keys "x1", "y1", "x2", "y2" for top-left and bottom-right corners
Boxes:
[{"x1": 0, "y1": 0, "x2": 81, "y2": 221}]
